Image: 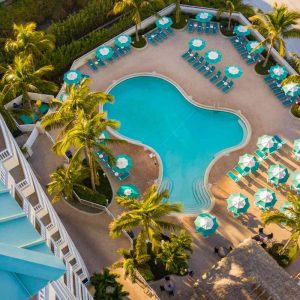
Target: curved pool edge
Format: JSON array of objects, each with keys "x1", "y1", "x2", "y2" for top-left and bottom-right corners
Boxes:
[{"x1": 104, "y1": 72, "x2": 252, "y2": 215}]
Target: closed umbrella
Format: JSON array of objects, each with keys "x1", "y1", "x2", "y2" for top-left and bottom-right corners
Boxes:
[
  {"x1": 268, "y1": 164, "x2": 289, "y2": 185},
  {"x1": 96, "y1": 46, "x2": 114, "y2": 60},
  {"x1": 282, "y1": 83, "x2": 300, "y2": 96},
  {"x1": 204, "y1": 50, "x2": 222, "y2": 64},
  {"x1": 156, "y1": 17, "x2": 173, "y2": 29},
  {"x1": 113, "y1": 154, "x2": 133, "y2": 173},
  {"x1": 117, "y1": 184, "x2": 140, "y2": 198},
  {"x1": 238, "y1": 154, "x2": 259, "y2": 173},
  {"x1": 246, "y1": 41, "x2": 264, "y2": 54},
  {"x1": 294, "y1": 139, "x2": 300, "y2": 154},
  {"x1": 254, "y1": 188, "x2": 277, "y2": 210},
  {"x1": 64, "y1": 70, "x2": 82, "y2": 85},
  {"x1": 233, "y1": 25, "x2": 250, "y2": 36},
  {"x1": 269, "y1": 65, "x2": 288, "y2": 81},
  {"x1": 114, "y1": 34, "x2": 132, "y2": 48},
  {"x1": 224, "y1": 65, "x2": 243, "y2": 79},
  {"x1": 227, "y1": 193, "x2": 250, "y2": 217},
  {"x1": 194, "y1": 213, "x2": 218, "y2": 237},
  {"x1": 292, "y1": 170, "x2": 300, "y2": 190},
  {"x1": 188, "y1": 38, "x2": 206, "y2": 51},
  {"x1": 195, "y1": 11, "x2": 213, "y2": 22},
  {"x1": 257, "y1": 135, "x2": 279, "y2": 154}
]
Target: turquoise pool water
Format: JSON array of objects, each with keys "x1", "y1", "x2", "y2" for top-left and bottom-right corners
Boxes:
[{"x1": 105, "y1": 76, "x2": 245, "y2": 212}]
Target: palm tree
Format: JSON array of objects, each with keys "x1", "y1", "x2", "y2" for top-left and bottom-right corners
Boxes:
[
  {"x1": 90, "y1": 268, "x2": 129, "y2": 300},
  {"x1": 1, "y1": 55, "x2": 57, "y2": 111},
  {"x1": 5, "y1": 22, "x2": 55, "y2": 58},
  {"x1": 157, "y1": 230, "x2": 192, "y2": 274},
  {"x1": 249, "y1": 3, "x2": 300, "y2": 67},
  {"x1": 47, "y1": 158, "x2": 90, "y2": 203},
  {"x1": 112, "y1": 0, "x2": 164, "y2": 42},
  {"x1": 172, "y1": 0, "x2": 189, "y2": 24},
  {"x1": 109, "y1": 185, "x2": 182, "y2": 256},
  {"x1": 52, "y1": 111, "x2": 120, "y2": 191},
  {"x1": 261, "y1": 193, "x2": 300, "y2": 258},
  {"x1": 283, "y1": 52, "x2": 300, "y2": 85},
  {"x1": 218, "y1": 0, "x2": 254, "y2": 30}
]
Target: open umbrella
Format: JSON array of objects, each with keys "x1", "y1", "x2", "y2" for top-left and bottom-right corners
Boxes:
[
  {"x1": 96, "y1": 46, "x2": 114, "y2": 60},
  {"x1": 233, "y1": 25, "x2": 250, "y2": 36},
  {"x1": 64, "y1": 70, "x2": 82, "y2": 85},
  {"x1": 268, "y1": 164, "x2": 289, "y2": 185},
  {"x1": 117, "y1": 184, "x2": 140, "y2": 198},
  {"x1": 246, "y1": 41, "x2": 264, "y2": 54},
  {"x1": 238, "y1": 154, "x2": 259, "y2": 173},
  {"x1": 194, "y1": 213, "x2": 218, "y2": 237},
  {"x1": 282, "y1": 83, "x2": 300, "y2": 96},
  {"x1": 114, "y1": 34, "x2": 132, "y2": 48},
  {"x1": 294, "y1": 139, "x2": 300, "y2": 154},
  {"x1": 204, "y1": 50, "x2": 222, "y2": 64},
  {"x1": 227, "y1": 193, "x2": 250, "y2": 217},
  {"x1": 254, "y1": 188, "x2": 277, "y2": 210},
  {"x1": 188, "y1": 38, "x2": 206, "y2": 51},
  {"x1": 292, "y1": 170, "x2": 300, "y2": 190},
  {"x1": 156, "y1": 16, "x2": 173, "y2": 29},
  {"x1": 195, "y1": 11, "x2": 213, "y2": 22},
  {"x1": 224, "y1": 65, "x2": 243, "y2": 79},
  {"x1": 113, "y1": 154, "x2": 133, "y2": 173},
  {"x1": 269, "y1": 65, "x2": 288, "y2": 81},
  {"x1": 257, "y1": 135, "x2": 279, "y2": 154}
]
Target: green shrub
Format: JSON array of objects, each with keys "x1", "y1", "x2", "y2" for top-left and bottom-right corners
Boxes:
[
  {"x1": 255, "y1": 60, "x2": 275, "y2": 75},
  {"x1": 132, "y1": 36, "x2": 146, "y2": 48},
  {"x1": 74, "y1": 185, "x2": 107, "y2": 206},
  {"x1": 268, "y1": 243, "x2": 291, "y2": 267}
]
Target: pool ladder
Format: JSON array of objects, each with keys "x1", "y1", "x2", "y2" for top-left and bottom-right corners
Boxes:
[
  {"x1": 192, "y1": 178, "x2": 212, "y2": 211},
  {"x1": 158, "y1": 178, "x2": 174, "y2": 194}
]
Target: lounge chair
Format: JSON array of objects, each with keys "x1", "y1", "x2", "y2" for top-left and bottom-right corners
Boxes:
[
  {"x1": 264, "y1": 75, "x2": 273, "y2": 82},
  {"x1": 197, "y1": 23, "x2": 203, "y2": 33},
  {"x1": 210, "y1": 71, "x2": 222, "y2": 83},
  {"x1": 198, "y1": 62, "x2": 209, "y2": 73},
  {"x1": 182, "y1": 49, "x2": 192, "y2": 59},
  {"x1": 19, "y1": 113, "x2": 39, "y2": 125},
  {"x1": 216, "y1": 76, "x2": 228, "y2": 88},
  {"x1": 273, "y1": 135, "x2": 286, "y2": 145},
  {"x1": 234, "y1": 165, "x2": 247, "y2": 176},
  {"x1": 187, "y1": 20, "x2": 194, "y2": 33},
  {"x1": 277, "y1": 93, "x2": 287, "y2": 101},
  {"x1": 125, "y1": 45, "x2": 132, "y2": 52},
  {"x1": 87, "y1": 59, "x2": 98, "y2": 71},
  {"x1": 157, "y1": 29, "x2": 168, "y2": 39},
  {"x1": 96, "y1": 57, "x2": 106, "y2": 66},
  {"x1": 255, "y1": 149, "x2": 268, "y2": 160},
  {"x1": 212, "y1": 23, "x2": 218, "y2": 34},
  {"x1": 115, "y1": 46, "x2": 125, "y2": 56},
  {"x1": 112, "y1": 51, "x2": 119, "y2": 59},
  {"x1": 145, "y1": 34, "x2": 156, "y2": 45},
  {"x1": 222, "y1": 81, "x2": 234, "y2": 93},
  {"x1": 227, "y1": 171, "x2": 240, "y2": 182},
  {"x1": 205, "y1": 22, "x2": 210, "y2": 34},
  {"x1": 187, "y1": 53, "x2": 199, "y2": 63},
  {"x1": 204, "y1": 66, "x2": 215, "y2": 77},
  {"x1": 193, "y1": 56, "x2": 204, "y2": 68},
  {"x1": 38, "y1": 103, "x2": 49, "y2": 114},
  {"x1": 282, "y1": 98, "x2": 295, "y2": 107},
  {"x1": 246, "y1": 54, "x2": 260, "y2": 64},
  {"x1": 117, "y1": 172, "x2": 129, "y2": 181}
]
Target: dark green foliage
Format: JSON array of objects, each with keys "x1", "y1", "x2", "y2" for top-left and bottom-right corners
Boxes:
[
  {"x1": 268, "y1": 243, "x2": 291, "y2": 267},
  {"x1": 255, "y1": 59, "x2": 276, "y2": 75},
  {"x1": 132, "y1": 36, "x2": 147, "y2": 48},
  {"x1": 291, "y1": 102, "x2": 300, "y2": 118}
]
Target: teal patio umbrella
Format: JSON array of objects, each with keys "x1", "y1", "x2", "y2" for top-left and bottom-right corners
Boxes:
[
  {"x1": 224, "y1": 65, "x2": 243, "y2": 79},
  {"x1": 254, "y1": 188, "x2": 277, "y2": 210},
  {"x1": 194, "y1": 213, "x2": 218, "y2": 237},
  {"x1": 96, "y1": 46, "x2": 114, "y2": 60},
  {"x1": 294, "y1": 139, "x2": 300, "y2": 154},
  {"x1": 195, "y1": 11, "x2": 213, "y2": 22},
  {"x1": 97, "y1": 131, "x2": 109, "y2": 144},
  {"x1": 233, "y1": 25, "x2": 250, "y2": 36},
  {"x1": 117, "y1": 184, "x2": 140, "y2": 198},
  {"x1": 292, "y1": 170, "x2": 300, "y2": 190},
  {"x1": 279, "y1": 201, "x2": 294, "y2": 218},
  {"x1": 114, "y1": 154, "x2": 133, "y2": 173},
  {"x1": 269, "y1": 65, "x2": 288, "y2": 81},
  {"x1": 257, "y1": 135, "x2": 279, "y2": 154},
  {"x1": 282, "y1": 83, "x2": 300, "y2": 96},
  {"x1": 204, "y1": 50, "x2": 222, "y2": 64},
  {"x1": 227, "y1": 193, "x2": 250, "y2": 217},
  {"x1": 238, "y1": 154, "x2": 259, "y2": 173},
  {"x1": 268, "y1": 164, "x2": 289, "y2": 185},
  {"x1": 64, "y1": 70, "x2": 82, "y2": 85},
  {"x1": 189, "y1": 38, "x2": 206, "y2": 51},
  {"x1": 246, "y1": 41, "x2": 264, "y2": 54},
  {"x1": 114, "y1": 34, "x2": 132, "y2": 48},
  {"x1": 156, "y1": 16, "x2": 173, "y2": 29}
]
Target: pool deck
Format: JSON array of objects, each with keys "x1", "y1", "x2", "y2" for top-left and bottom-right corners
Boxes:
[{"x1": 77, "y1": 29, "x2": 300, "y2": 298}]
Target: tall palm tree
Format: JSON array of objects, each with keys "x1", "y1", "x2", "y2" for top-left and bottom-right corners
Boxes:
[
  {"x1": 173, "y1": 0, "x2": 189, "y2": 24},
  {"x1": 109, "y1": 185, "x2": 182, "y2": 256},
  {"x1": 5, "y1": 22, "x2": 55, "y2": 58},
  {"x1": 218, "y1": 0, "x2": 254, "y2": 30},
  {"x1": 112, "y1": 0, "x2": 164, "y2": 42},
  {"x1": 157, "y1": 230, "x2": 192, "y2": 274},
  {"x1": 52, "y1": 111, "x2": 120, "y2": 191},
  {"x1": 261, "y1": 193, "x2": 300, "y2": 257},
  {"x1": 249, "y1": 3, "x2": 300, "y2": 67},
  {"x1": 1, "y1": 55, "x2": 57, "y2": 111},
  {"x1": 47, "y1": 158, "x2": 90, "y2": 203},
  {"x1": 283, "y1": 52, "x2": 300, "y2": 85}
]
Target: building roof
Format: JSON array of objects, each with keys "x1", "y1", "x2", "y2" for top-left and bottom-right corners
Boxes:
[
  {"x1": 0, "y1": 182, "x2": 65, "y2": 300},
  {"x1": 198, "y1": 239, "x2": 300, "y2": 300}
]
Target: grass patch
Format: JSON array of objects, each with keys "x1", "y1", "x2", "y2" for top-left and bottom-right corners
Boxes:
[
  {"x1": 255, "y1": 60, "x2": 275, "y2": 75},
  {"x1": 132, "y1": 35, "x2": 147, "y2": 48},
  {"x1": 291, "y1": 102, "x2": 300, "y2": 118}
]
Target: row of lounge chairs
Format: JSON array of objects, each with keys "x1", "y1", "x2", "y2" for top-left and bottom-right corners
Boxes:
[
  {"x1": 96, "y1": 151, "x2": 129, "y2": 181},
  {"x1": 187, "y1": 19, "x2": 219, "y2": 34},
  {"x1": 144, "y1": 27, "x2": 174, "y2": 45},
  {"x1": 227, "y1": 135, "x2": 286, "y2": 183},
  {"x1": 182, "y1": 50, "x2": 234, "y2": 93},
  {"x1": 229, "y1": 36, "x2": 261, "y2": 65},
  {"x1": 87, "y1": 45, "x2": 132, "y2": 71},
  {"x1": 263, "y1": 75, "x2": 298, "y2": 107}
]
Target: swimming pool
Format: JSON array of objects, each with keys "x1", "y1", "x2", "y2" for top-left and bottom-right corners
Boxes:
[{"x1": 105, "y1": 75, "x2": 246, "y2": 212}]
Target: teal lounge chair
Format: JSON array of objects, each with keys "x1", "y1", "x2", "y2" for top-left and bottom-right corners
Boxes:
[
  {"x1": 222, "y1": 81, "x2": 234, "y2": 93},
  {"x1": 205, "y1": 22, "x2": 210, "y2": 34},
  {"x1": 146, "y1": 34, "x2": 156, "y2": 45},
  {"x1": 198, "y1": 62, "x2": 209, "y2": 73},
  {"x1": 255, "y1": 149, "x2": 268, "y2": 160},
  {"x1": 210, "y1": 71, "x2": 222, "y2": 83},
  {"x1": 182, "y1": 50, "x2": 192, "y2": 59},
  {"x1": 197, "y1": 23, "x2": 203, "y2": 33},
  {"x1": 234, "y1": 165, "x2": 247, "y2": 176},
  {"x1": 96, "y1": 57, "x2": 106, "y2": 66},
  {"x1": 188, "y1": 53, "x2": 199, "y2": 63},
  {"x1": 87, "y1": 59, "x2": 98, "y2": 71},
  {"x1": 227, "y1": 171, "x2": 240, "y2": 182},
  {"x1": 216, "y1": 76, "x2": 228, "y2": 88},
  {"x1": 274, "y1": 135, "x2": 286, "y2": 145},
  {"x1": 187, "y1": 20, "x2": 194, "y2": 33},
  {"x1": 19, "y1": 113, "x2": 39, "y2": 124},
  {"x1": 38, "y1": 103, "x2": 49, "y2": 114},
  {"x1": 166, "y1": 27, "x2": 174, "y2": 34},
  {"x1": 193, "y1": 56, "x2": 204, "y2": 68},
  {"x1": 204, "y1": 66, "x2": 215, "y2": 77}
]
